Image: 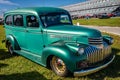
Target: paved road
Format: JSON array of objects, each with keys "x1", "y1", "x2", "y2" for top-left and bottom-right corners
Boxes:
[{"x1": 80, "y1": 25, "x2": 120, "y2": 36}]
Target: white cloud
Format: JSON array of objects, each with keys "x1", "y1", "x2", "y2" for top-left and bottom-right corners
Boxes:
[{"x1": 0, "y1": 0, "x2": 18, "y2": 6}]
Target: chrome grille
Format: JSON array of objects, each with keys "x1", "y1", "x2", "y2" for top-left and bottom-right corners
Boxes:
[
  {"x1": 85, "y1": 46, "x2": 111, "y2": 63},
  {"x1": 88, "y1": 37, "x2": 103, "y2": 45}
]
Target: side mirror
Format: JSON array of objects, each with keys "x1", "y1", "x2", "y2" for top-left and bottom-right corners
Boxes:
[{"x1": 3, "y1": 25, "x2": 5, "y2": 28}]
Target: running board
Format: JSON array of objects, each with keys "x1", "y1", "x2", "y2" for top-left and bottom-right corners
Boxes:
[{"x1": 14, "y1": 50, "x2": 44, "y2": 66}]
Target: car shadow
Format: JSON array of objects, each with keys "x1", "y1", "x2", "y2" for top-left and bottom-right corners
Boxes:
[
  {"x1": 0, "y1": 63, "x2": 8, "y2": 68},
  {"x1": 0, "y1": 71, "x2": 47, "y2": 80},
  {"x1": 0, "y1": 49, "x2": 17, "y2": 60}
]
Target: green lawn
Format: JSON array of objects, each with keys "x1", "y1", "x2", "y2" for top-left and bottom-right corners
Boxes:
[
  {"x1": 0, "y1": 25, "x2": 120, "y2": 80},
  {"x1": 73, "y1": 18, "x2": 120, "y2": 27}
]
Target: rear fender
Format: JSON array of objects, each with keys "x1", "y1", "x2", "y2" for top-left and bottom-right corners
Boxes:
[{"x1": 6, "y1": 35, "x2": 20, "y2": 50}]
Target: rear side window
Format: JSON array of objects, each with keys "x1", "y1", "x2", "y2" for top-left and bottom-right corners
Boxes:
[
  {"x1": 26, "y1": 15, "x2": 39, "y2": 28},
  {"x1": 5, "y1": 15, "x2": 12, "y2": 25},
  {"x1": 14, "y1": 15, "x2": 23, "y2": 26}
]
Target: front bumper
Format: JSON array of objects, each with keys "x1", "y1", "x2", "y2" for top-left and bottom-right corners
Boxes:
[{"x1": 74, "y1": 55, "x2": 115, "y2": 76}]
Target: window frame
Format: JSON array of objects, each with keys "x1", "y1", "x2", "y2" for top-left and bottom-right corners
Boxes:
[
  {"x1": 13, "y1": 14, "x2": 24, "y2": 27},
  {"x1": 5, "y1": 15, "x2": 13, "y2": 26},
  {"x1": 26, "y1": 15, "x2": 39, "y2": 28}
]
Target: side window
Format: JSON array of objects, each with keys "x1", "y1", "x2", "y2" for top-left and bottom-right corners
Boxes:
[
  {"x1": 26, "y1": 15, "x2": 39, "y2": 28},
  {"x1": 14, "y1": 15, "x2": 23, "y2": 26},
  {"x1": 5, "y1": 15, "x2": 12, "y2": 25}
]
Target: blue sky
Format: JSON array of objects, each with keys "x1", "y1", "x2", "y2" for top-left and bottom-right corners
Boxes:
[{"x1": 0, "y1": 0, "x2": 86, "y2": 16}]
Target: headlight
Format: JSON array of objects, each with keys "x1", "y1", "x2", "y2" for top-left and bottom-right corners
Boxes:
[
  {"x1": 103, "y1": 36, "x2": 114, "y2": 45},
  {"x1": 109, "y1": 38, "x2": 114, "y2": 44},
  {"x1": 78, "y1": 48, "x2": 84, "y2": 55}
]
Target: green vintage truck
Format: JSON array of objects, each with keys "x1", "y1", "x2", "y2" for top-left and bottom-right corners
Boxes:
[{"x1": 4, "y1": 7, "x2": 115, "y2": 77}]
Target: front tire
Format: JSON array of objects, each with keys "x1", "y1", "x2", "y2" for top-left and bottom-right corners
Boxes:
[{"x1": 50, "y1": 56, "x2": 69, "y2": 77}]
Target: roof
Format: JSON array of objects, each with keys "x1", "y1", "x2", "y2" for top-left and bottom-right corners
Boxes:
[{"x1": 5, "y1": 7, "x2": 68, "y2": 15}]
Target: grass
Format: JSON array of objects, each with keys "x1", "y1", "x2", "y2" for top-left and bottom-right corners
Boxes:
[
  {"x1": 0, "y1": 25, "x2": 120, "y2": 80},
  {"x1": 73, "y1": 17, "x2": 120, "y2": 27}
]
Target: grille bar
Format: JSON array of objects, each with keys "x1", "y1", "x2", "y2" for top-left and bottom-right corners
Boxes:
[
  {"x1": 88, "y1": 37, "x2": 103, "y2": 45},
  {"x1": 85, "y1": 46, "x2": 111, "y2": 63}
]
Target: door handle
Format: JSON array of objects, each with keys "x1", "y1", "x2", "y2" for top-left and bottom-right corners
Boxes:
[{"x1": 26, "y1": 30, "x2": 28, "y2": 32}]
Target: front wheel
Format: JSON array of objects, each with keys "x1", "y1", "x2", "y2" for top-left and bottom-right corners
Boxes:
[{"x1": 50, "y1": 56, "x2": 69, "y2": 77}]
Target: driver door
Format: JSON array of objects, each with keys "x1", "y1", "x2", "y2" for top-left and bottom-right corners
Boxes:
[{"x1": 25, "y1": 15, "x2": 44, "y2": 55}]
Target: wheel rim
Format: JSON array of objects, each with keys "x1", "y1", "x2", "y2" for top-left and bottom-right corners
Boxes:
[{"x1": 52, "y1": 56, "x2": 66, "y2": 73}]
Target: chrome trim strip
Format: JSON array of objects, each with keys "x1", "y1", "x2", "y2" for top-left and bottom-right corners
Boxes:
[
  {"x1": 88, "y1": 37, "x2": 103, "y2": 45},
  {"x1": 74, "y1": 55, "x2": 115, "y2": 76}
]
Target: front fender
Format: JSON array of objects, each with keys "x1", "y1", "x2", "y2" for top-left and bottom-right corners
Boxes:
[
  {"x1": 41, "y1": 43, "x2": 87, "y2": 72},
  {"x1": 103, "y1": 35, "x2": 114, "y2": 45}
]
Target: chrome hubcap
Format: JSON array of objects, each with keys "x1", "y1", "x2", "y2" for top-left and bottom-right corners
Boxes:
[{"x1": 52, "y1": 56, "x2": 66, "y2": 73}]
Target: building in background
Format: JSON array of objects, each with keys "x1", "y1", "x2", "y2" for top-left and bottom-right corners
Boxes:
[
  {"x1": 0, "y1": 17, "x2": 3, "y2": 25},
  {"x1": 61, "y1": 0, "x2": 120, "y2": 18}
]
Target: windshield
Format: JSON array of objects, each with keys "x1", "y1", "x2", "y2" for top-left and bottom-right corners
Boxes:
[{"x1": 40, "y1": 13, "x2": 72, "y2": 27}]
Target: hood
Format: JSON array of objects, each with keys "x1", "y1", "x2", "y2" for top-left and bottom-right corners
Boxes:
[
  {"x1": 46, "y1": 25, "x2": 102, "y2": 44},
  {"x1": 47, "y1": 25, "x2": 101, "y2": 37}
]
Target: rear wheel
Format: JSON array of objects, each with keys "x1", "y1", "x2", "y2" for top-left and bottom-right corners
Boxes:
[
  {"x1": 50, "y1": 56, "x2": 69, "y2": 77},
  {"x1": 7, "y1": 42, "x2": 14, "y2": 55}
]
